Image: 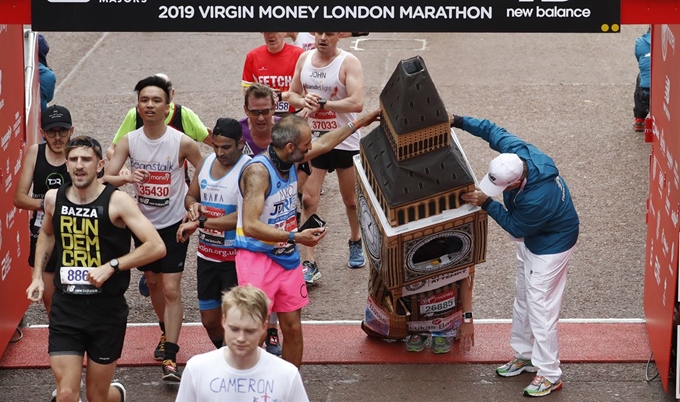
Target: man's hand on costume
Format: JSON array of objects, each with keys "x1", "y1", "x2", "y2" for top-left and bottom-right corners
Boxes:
[{"x1": 461, "y1": 189, "x2": 490, "y2": 207}]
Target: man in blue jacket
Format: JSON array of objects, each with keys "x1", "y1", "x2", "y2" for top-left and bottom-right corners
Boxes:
[
  {"x1": 634, "y1": 28, "x2": 651, "y2": 132},
  {"x1": 38, "y1": 34, "x2": 57, "y2": 111},
  {"x1": 458, "y1": 115, "x2": 579, "y2": 398}
]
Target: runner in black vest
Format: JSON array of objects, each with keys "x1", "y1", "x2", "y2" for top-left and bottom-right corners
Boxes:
[
  {"x1": 14, "y1": 105, "x2": 73, "y2": 318},
  {"x1": 26, "y1": 135, "x2": 165, "y2": 402}
]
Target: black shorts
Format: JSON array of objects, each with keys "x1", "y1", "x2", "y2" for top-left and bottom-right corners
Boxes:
[
  {"x1": 310, "y1": 149, "x2": 358, "y2": 173},
  {"x1": 134, "y1": 220, "x2": 188, "y2": 274},
  {"x1": 197, "y1": 258, "x2": 238, "y2": 311},
  {"x1": 297, "y1": 162, "x2": 311, "y2": 176},
  {"x1": 48, "y1": 291, "x2": 128, "y2": 364},
  {"x1": 29, "y1": 232, "x2": 57, "y2": 273}
]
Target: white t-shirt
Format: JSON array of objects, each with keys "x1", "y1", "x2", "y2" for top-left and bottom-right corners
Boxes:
[{"x1": 175, "y1": 348, "x2": 309, "y2": 402}]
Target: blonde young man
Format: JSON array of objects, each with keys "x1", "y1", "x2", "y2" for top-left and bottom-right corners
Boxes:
[{"x1": 175, "y1": 285, "x2": 309, "y2": 402}]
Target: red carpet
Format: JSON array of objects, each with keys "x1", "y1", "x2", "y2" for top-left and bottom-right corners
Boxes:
[{"x1": 0, "y1": 321, "x2": 650, "y2": 369}]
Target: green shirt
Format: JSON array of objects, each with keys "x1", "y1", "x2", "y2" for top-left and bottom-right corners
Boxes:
[{"x1": 112, "y1": 102, "x2": 209, "y2": 145}]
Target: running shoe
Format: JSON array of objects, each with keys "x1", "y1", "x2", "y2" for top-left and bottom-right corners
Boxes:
[
  {"x1": 154, "y1": 333, "x2": 166, "y2": 361},
  {"x1": 523, "y1": 375, "x2": 563, "y2": 397},
  {"x1": 634, "y1": 118, "x2": 645, "y2": 132},
  {"x1": 302, "y1": 261, "x2": 321, "y2": 284},
  {"x1": 162, "y1": 359, "x2": 182, "y2": 382},
  {"x1": 348, "y1": 239, "x2": 366, "y2": 268},
  {"x1": 496, "y1": 357, "x2": 538, "y2": 377},
  {"x1": 111, "y1": 382, "x2": 127, "y2": 402},
  {"x1": 406, "y1": 334, "x2": 427, "y2": 352},
  {"x1": 138, "y1": 275, "x2": 150, "y2": 297},
  {"x1": 431, "y1": 336, "x2": 453, "y2": 354},
  {"x1": 265, "y1": 328, "x2": 283, "y2": 357}
]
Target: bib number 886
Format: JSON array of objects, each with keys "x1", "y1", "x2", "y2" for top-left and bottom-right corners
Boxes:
[{"x1": 67, "y1": 269, "x2": 89, "y2": 282}]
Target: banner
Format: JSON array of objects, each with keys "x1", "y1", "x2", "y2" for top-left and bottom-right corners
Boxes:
[
  {"x1": 644, "y1": 24, "x2": 680, "y2": 393},
  {"x1": 32, "y1": 0, "x2": 620, "y2": 33},
  {"x1": 0, "y1": 24, "x2": 30, "y2": 358}
]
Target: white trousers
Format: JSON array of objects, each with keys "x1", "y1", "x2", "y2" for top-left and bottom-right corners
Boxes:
[{"x1": 510, "y1": 242, "x2": 574, "y2": 382}]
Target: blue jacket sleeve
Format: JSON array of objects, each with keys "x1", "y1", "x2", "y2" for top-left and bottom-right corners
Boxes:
[
  {"x1": 460, "y1": 117, "x2": 528, "y2": 155},
  {"x1": 39, "y1": 63, "x2": 56, "y2": 111}
]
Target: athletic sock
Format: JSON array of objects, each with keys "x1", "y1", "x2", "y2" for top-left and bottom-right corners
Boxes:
[
  {"x1": 159, "y1": 321, "x2": 165, "y2": 334},
  {"x1": 164, "y1": 341, "x2": 179, "y2": 362}
]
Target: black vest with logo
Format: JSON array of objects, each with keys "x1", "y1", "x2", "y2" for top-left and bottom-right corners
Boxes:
[
  {"x1": 30, "y1": 143, "x2": 70, "y2": 235},
  {"x1": 136, "y1": 103, "x2": 184, "y2": 132},
  {"x1": 52, "y1": 183, "x2": 132, "y2": 296}
]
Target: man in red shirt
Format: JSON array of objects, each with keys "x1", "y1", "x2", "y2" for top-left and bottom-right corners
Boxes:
[{"x1": 242, "y1": 32, "x2": 304, "y2": 115}]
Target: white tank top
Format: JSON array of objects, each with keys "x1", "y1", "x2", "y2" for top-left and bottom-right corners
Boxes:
[
  {"x1": 197, "y1": 153, "x2": 250, "y2": 262},
  {"x1": 301, "y1": 49, "x2": 360, "y2": 151},
  {"x1": 292, "y1": 32, "x2": 316, "y2": 51},
  {"x1": 128, "y1": 126, "x2": 187, "y2": 229}
]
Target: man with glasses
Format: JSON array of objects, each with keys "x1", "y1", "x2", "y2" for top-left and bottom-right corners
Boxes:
[
  {"x1": 242, "y1": 32, "x2": 304, "y2": 115},
  {"x1": 26, "y1": 135, "x2": 166, "y2": 402},
  {"x1": 14, "y1": 105, "x2": 74, "y2": 321}
]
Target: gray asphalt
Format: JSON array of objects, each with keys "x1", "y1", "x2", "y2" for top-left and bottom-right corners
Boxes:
[{"x1": 2, "y1": 26, "x2": 675, "y2": 401}]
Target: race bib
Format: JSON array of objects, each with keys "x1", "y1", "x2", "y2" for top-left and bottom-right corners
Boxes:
[
  {"x1": 59, "y1": 266, "x2": 101, "y2": 295},
  {"x1": 272, "y1": 215, "x2": 297, "y2": 255},
  {"x1": 309, "y1": 110, "x2": 338, "y2": 137},
  {"x1": 137, "y1": 171, "x2": 171, "y2": 207}
]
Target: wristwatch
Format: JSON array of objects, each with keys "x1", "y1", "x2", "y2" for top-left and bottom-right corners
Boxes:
[
  {"x1": 198, "y1": 215, "x2": 207, "y2": 229},
  {"x1": 318, "y1": 99, "x2": 327, "y2": 110},
  {"x1": 463, "y1": 311, "x2": 473, "y2": 323},
  {"x1": 287, "y1": 231, "x2": 295, "y2": 244},
  {"x1": 110, "y1": 258, "x2": 120, "y2": 274}
]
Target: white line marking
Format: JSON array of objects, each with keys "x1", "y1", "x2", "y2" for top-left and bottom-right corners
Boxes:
[
  {"x1": 25, "y1": 318, "x2": 646, "y2": 329},
  {"x1": 54, "y1": 32, "x2": 109, "y2": 97}
]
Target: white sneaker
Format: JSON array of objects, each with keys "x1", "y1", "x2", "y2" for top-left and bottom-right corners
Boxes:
[{"x1": 111, "y1": 382, "x2": 127, "y2": 402}]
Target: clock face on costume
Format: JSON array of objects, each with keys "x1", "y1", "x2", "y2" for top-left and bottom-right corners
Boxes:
[{"x1": 359, "y1": 195, "x2": 381, "y2": 262}]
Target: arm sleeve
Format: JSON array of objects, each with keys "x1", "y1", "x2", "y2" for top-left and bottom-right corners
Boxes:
[
  {"x1": 180, "y1": 106, "x2": 209, "y2": 142},
  {"x1": 460, "y1": 117, "x2": 528, "y2": 155},
  {"x1": 112, "y1": 108, "x2": 139, "y2": 145}
]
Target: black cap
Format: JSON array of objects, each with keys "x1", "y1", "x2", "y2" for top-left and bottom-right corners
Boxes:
[
  {"x1": 42, "y1": 105, "x2": 72, "y2": 131},
  {"x1": 213, "y1": 118, "x2": 242, "y2": 141}
]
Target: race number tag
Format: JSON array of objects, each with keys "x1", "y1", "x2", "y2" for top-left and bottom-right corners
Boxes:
[
  {"x1": 34, "y1": 210, "x2": 45, "y2": 227},
  {"x1": 419, "y1": 288, "x2": 456, "y2": 316},
  {"x1": 59, "y1": 266, "x2": 101, "y2": 295},
  {"x1": 274, "y1": 90, "x2": 289, "y2": 113},
  {"x1": 138, "y1": 171, "x2": 171, "y2": 207},
  {"x1": 308, "y1": 110, "x2": 338, "y2": 137}
]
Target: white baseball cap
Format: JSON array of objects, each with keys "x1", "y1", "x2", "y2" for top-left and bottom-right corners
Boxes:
[{"x1": 479, "y1": 153, "x2": 524, "y2": 197}]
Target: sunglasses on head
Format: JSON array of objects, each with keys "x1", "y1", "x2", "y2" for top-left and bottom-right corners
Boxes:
[
  {"x1": 247, "y1": 108, "x2": 273, "y2": 116},
  {"x1": 45, "y1": 128, "x2": 70, "y2": 138}
]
